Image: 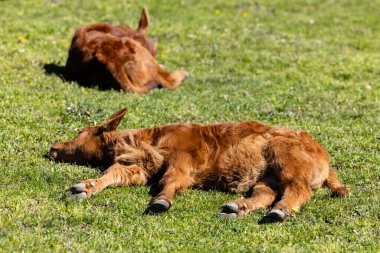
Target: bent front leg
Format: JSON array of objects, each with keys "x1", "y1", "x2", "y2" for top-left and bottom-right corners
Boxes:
[
  {"x1": 67, "y1": 164, "x2": 148, "y2": 199},
  {"x1": 147, "y1": 152, "x2": 194, "y2": 214}
]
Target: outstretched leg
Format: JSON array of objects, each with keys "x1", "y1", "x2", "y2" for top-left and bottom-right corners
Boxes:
[
  {"x1": 156, "y1": 66, "x2": 188, "y2": 89},
  {"x1": 219, "y1": 176, "x2": 278, "y2": 218},
  {"x1": 67, "y1": 164, "x2": 148, "y2": 199}
]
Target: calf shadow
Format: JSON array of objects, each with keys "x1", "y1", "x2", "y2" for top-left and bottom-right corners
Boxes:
[
  {"x1": 43, "y1": 62, "x2": 117, "y2": 91},
  {"x1": 43, "y1": 63, "x2": 67, "y2": 82},
  {"x1": 45, "y1": 151, "x2": 280, "y2": 223},
  {"x1": 44, "y1": 61, "x2": 165, "y2": 92}
]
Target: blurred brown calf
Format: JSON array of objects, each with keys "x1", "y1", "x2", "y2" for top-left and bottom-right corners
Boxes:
[{"x1": 65, "y1": 8, "x2": 188, "y2": 93}]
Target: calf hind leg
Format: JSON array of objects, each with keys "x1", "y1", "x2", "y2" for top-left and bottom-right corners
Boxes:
[
  {"x1": 157, "y1": 66, "x2": 188, "y2": 89},
  {"x1": 218, "y1": 177, "x2": 278, "y2": 218},
  {"x1": 263, "y1": 179, "x2": 312, "y2": 223}
]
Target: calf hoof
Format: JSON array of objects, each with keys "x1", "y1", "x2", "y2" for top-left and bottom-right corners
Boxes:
[
  {"x1": 67, "y1": 192, "x2": 87, "y2": 200},
  {"x1": 148, "y1": 199, "x2": 170, "y2": 215},
  {"x1": 183, "y1": 71, "x2": 190, "y2": 80},
  {"x1": 220, "y1": 202, "x2": 239, "y2": 214},
  {"x1": 70, "y1": 183, "x2": 86, "y2": 192},
  {"x1": 262, "y1": 209, "x2": 288, "y2": 223},
  {"x1": 217, "y1": 212, "x2": 237, "y2": 219},
  {"x1": 66, "y1": 183, "x2": 88, "y2": 200},
  {"x1": 218, "y1": 202, "x2": 239, "y2": 219}
]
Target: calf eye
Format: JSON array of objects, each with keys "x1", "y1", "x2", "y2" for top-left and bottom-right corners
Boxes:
[{"x1": 119, "y1": 160, "x2": 133, "y2": 166}]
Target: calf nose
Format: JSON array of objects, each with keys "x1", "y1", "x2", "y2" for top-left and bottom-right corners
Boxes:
[{"x1": 49, "y1": 143, "x2": 64, "y2": 159}]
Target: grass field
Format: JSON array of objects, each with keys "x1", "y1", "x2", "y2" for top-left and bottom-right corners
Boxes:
[{"x1": 0, "y1": 0, "x2": 379, "y2": 252}]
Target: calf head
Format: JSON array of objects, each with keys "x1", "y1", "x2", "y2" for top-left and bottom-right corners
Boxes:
[{"x1": 49, "y1": 107, "x2": 128, "y2": 166}]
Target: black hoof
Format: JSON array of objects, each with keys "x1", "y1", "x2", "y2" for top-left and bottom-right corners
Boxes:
[
  {"x1": 69, "y1": 183, "x2": 86, "y2": 193},
  {"x1": 261, "y1": 209, "x2": 287, "y2": 223},
  {"x1": 217, "y1": 212, "x2": 237, "y2": 219},
  {"x1": 148, "y1": 199, "x2": 170, "y2": 215},
  {"x1": 66, "y1": 191, "x2": 87, "y2": 200},
  {"x1": 66, "y1": 183, "x2": 87, "y2": 200},
  {"x1": 220, "y1": 202, "x2": 239, "y2": 214}
]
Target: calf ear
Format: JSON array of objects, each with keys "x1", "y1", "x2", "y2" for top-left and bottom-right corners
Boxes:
[
  {"x1": 102, "y1": 107, "x2": 128, "y2": 131},
  {"x1": 137, "y1": 7, "x2": 149, "y2": 32}
]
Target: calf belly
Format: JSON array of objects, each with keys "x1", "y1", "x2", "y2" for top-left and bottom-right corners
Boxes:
[{"x1": 194, "y1": 135, "x2": 268, "y2": 193}]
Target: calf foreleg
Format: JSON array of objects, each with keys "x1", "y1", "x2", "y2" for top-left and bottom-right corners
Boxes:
[
  {"x1": 67, "y1": 164, "x2": 148, "y2": 199},
  {"x1": 147, "y1": 153, "x2": 194, "y2": 214}
]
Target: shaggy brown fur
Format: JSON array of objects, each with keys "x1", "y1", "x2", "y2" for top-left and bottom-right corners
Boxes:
[
  {"x1": 50, "y1": 108, "x2": 348, "y2": 222},
  {"x1": 65, "y1": 8, "x2": 188, "y2": 93}
]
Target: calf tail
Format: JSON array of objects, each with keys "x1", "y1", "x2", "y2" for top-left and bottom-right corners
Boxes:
[{"x1": 324, "y1": 167, "x2": 349, "y2": 197}]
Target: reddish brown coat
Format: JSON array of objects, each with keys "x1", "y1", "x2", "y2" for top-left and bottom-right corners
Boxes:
[
  {"x1": 65, "y1": 8, "x2": 188, "y2": 93},
  {"x1": 50, "y1": 108, "x2": 348, "y2": 221}
]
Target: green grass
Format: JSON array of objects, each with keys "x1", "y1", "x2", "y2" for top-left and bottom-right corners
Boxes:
[{"x1": 0, "y1": 0, "x2": 379, "y2": 251}]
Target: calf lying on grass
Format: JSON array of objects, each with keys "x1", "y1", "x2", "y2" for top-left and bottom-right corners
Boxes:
[
  {"x1": 50, "y1": 108, "x2": 348, "y2": 222},
  {"x1": 65, "y1": 8, "x2": 188, "y2": 93}
]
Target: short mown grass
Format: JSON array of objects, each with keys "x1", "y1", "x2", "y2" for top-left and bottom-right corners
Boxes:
[{"x1": 0, "y1": 0, "x2": 379, "y2": 252}]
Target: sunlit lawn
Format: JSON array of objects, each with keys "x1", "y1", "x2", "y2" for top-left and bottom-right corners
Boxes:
[{"x1": 0, "y1": 0, "x2": 379, "y2": 251}]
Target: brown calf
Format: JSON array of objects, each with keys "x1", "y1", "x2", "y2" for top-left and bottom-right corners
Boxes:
[
  {"x1": 50, "y1": 108, "x2": 348, "y2": 222},
  {"x1": 65, "y1": 8, "x2": 188, "y2": 93}
]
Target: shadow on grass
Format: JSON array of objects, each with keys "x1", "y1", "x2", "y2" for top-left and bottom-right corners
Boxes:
[
  {"x1": 43, "y1": 62, "x2": 116, "y2": 91},
  {"x1": 43, "y1": 150, "x2": 109, "y2": 172},
  {"x1": 43, "y1": 63, "x2": 67, "y2": 81},
  {"x1": 44, "y1": 150, "x2": 287, "y2": 223}
]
